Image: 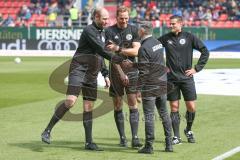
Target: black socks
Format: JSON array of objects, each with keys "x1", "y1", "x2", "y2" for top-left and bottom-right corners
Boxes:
[
  {"x1": 45, "y1": 102, "x2": 69, "y2": 131},
  {"x1": 83, "y1": 111, "x2": 93, "y2": 143},
  {"x1": 170, "y1": 112, "x2": 180, "y2": 138}
]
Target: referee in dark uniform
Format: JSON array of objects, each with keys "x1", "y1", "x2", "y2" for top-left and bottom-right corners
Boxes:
[
  {"x1": 158, "y1": 15, "x2": 209, "y2": 144},
  {"x1": 41, "y1": 7, "x2": 126, "y2": 151},
  {"x1": 105, "y1": 6, "x2": 142, "y2": 148},
  {"x1": 136, "y1": 21, "x2": 173, "y2": 154}
]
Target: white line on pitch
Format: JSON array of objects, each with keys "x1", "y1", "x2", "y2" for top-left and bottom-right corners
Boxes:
[{"x1": 212, "y1": 146, "x2": 240, "y2": 160}]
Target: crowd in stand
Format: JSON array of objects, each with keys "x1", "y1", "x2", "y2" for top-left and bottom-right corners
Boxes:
[
  {"x1": 0, "y1": 0, "x2": 240, "y2": 27},
  {"x1": 0, "y1": 0, "x2": 93, "y2": 27},
  {"x1": 125, "y1": 0, "x2": 240, "y2": 27}
]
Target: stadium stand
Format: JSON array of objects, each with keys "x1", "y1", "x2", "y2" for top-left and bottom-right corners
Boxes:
[
  {"x1": 125, "y1": 0, "x2": 240, "y2": 28},
  {"x1": 0, "y1": 0, "x2": 239, "y2": 28}
]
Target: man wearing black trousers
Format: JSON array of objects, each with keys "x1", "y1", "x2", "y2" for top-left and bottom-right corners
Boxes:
[
  {"x1": 158, "y1": 15, "x2": 209, "y2": 144},
  {"x1": 41, "y1": 7, "x2": 127, "y2": 151},
  {"x1": 136, "y1": 21, "x2": 173, "y2": 154}
]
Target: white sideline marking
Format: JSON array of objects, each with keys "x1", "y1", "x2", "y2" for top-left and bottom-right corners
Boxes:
[
  {"x1": 212, "y1": 146, "x2": 240, "y2": 160},
  {"x1": 1, "y1": 50, "x2": 240, "y2": 58},
  {"x1": 194, "y1": 69, "x2": 240, "y2": 96},
  {"x1": 98, "y1": 69, "x2": 240, "y2": 96}
]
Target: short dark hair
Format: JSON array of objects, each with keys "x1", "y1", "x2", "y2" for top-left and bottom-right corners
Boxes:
[{"x1": 170, "y1": 15, "x2": 183, "y2": 22}]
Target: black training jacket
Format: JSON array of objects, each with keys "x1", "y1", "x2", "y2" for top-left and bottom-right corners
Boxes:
[
  {"x1": 105, "y1": 24, "x2": 140, "y2": 62},
  {"x1": 137, "y1": 36, "x2": 167, "y2": 97},
  {"x1": 70, "y1": 22, "x2": 124, "y2": 80},
  {"x1": 158, "y1": 31, "x2": 209, "y2": 81}
]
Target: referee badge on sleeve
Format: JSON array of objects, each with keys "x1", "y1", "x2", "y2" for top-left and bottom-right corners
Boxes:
[
  {"x1": 126, "y1": 34, "x2": 133, "y2": 40},
  {"x1": 179, "y1": 39, "x2": 186, "y2": 45}
]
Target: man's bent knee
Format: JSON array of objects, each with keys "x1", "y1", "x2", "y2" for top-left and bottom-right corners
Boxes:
[
  {"x1": 113, "y1": 97, "x2": 123, "y2": 110},
  {"x1": 83, "y1": 100, "x2": 94, "y2": 112},
  {"x1": 65, "y1": 95, "x2": 78, "y2": 108},
  {"x1": 127, "y1": 94, "x2": 137, "y2": 107},
  {"x1": 169, "y1": 101, "x2": 179, "y2": 112},
  {"x1": 185, "y1": 101, "x2": 196, "y2": 112}
]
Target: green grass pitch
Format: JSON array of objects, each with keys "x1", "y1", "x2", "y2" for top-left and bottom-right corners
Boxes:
[{"x1": 0, "y1": 57, "x2": 239, "y2": 160}]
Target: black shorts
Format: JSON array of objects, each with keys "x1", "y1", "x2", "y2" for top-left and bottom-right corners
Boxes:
[
  {"x1": 167, "y1": 78, "x2": 197, "y2": 101},
  {"x1": 66, "y1": 63, "x2": 97, "y2": 101},
  {"x1": 109, "y1": 66, "x2": 138, "y2": 97}
]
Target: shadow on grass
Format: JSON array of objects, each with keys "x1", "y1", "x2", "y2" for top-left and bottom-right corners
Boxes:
[
  {"x1": 8, "y1": 140, "x2": 141, "y2": 154},
  {"x1": 8, "y1": 140, "x2": 84, "y2": 152}
]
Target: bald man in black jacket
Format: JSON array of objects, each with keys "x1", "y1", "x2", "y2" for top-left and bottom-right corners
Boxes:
[{"x1": 41, "y1": 7, "x2": 126, "y2": 151}]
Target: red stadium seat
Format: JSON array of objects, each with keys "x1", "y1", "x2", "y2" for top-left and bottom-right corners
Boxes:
[
  {"x1": 224, "y1": 21, "x2": 234, "y2": 28},
  {"x1": 4, "y1": 1, "x2": 12, "y2": 8},
  {"x1": 219, "y1": 14, "x2": 228, "y2": 21},
  {"x1": 31, "y1": 14, "x2": 38, "y2": 20},
  {"x1": 1, "y1": 8, "x2": 8, "y2": 14},
  {"x1": 233, "y1": 21, "x2": 240, "y2": 28},
  {"x1": 214, "y1": 21, "x2": 225, "y2": 28},
  {"x1": 159, "y1": 14, "x2": 167, "y2": 21},
  {"x1": 8, "y1": 8, "x2": 16, "y2": 14},
  {"x1": 36, "y1": 14, "x2": 46, "y2": 21},
  {"x1": 13, "y1": 8, "x2": 20, "y2": 14},
  {"x1": 194, "y1": 20, "x2": 201, "y2": 26},
  {"x1": 160, "y1": 14, "x2": 172, "y2": 21},
  {"x1": 0, "y1": 1, "x2": 4, "y2": 7},
  {"x1": 10, "y1": 14, "x2": 17, "y2": 20},
  {"x1": 185, "y1": 20, "x2": 193, "y2": 26},
  {"x1": 105, "y1": 6, "x2": 117, "y2": 18},
  {"x1": 3, "y1": 14, "x2": 8, "y2": 19},
  {"x1": 36, "y1": 21, "x2": 46, "y2": 27},
  {"x1": 12, "y1": 1, "x2": 22, "y2": 8},
  {"x1": 165, "y1": 14, "x2": 173, "y2": 21},
  {"x1": 201, "y1": 20, "x2": 209, "y2": 26},
  {"x1": 209, "y1": 21, "x2": 217, "y2": 27}
]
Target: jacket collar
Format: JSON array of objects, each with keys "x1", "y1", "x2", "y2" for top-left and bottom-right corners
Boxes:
[
  {"x1": 141, "y1": 35, "x2": 152, "y2": 44},
  {"x1": 92, "y1": 22, "x2": 103, "y2": 31}
]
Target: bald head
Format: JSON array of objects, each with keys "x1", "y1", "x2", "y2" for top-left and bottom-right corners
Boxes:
[{"x1": 93, "y1": 7, "x2": 109, "y2": 29}]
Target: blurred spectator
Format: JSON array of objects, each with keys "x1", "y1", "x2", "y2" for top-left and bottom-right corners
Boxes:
[
  {"x1": 235, "y1": 7, "x2": 240, "y2": 20},
  {"x1": 1, "y1": 0, "x2": 240, "y2": 27},
  {"x1": 1, "y1": 14, "x2": 15, "y2": 27},
  {"x1": 69, "y1": 5, "x2": 79, "y2": 27},
  {"x1": 129, "y1": 5, "x2": 137, "y2": 23},
  {"x1": 151, "y1": 6, "x2": 160, "y2": 20},
  {"x1": 0, "y1": 13, "x2": 3, "y2": 26},
  {"x1": 123, "y1": 0, "x2": 131, "y2": 8},
  {"x1": 212, "y1": 10, "x2": 220, "y2": 21},
  {"x1": 229, "y1": 0, "x2": 238, "y2": 20},
  {"x1": 80, "y1": 6, "x2": 90, "y2": 26},
  {"x1": 182, "y1": 9, "x2": 190, "y2": 26},
  {"x1": 15, "y1": 17, "x2": 25, "y2": 27},
  {"x1": 19, "y1": 5, "x2": 32, "y2": 22},
  {"x1": 62, "y1": 4, "x2": 70, "y2": 27},
  {"x1": 47, "y1": 2, "x2": 59, "y2": 27},
  {"x1": 172, "y1": 7, "x2": 182, "y2": 16},
  {"x1": 34, "y1": 2, "x2": 43, "y2": 14},
  {"x1": 148, "y1": 0, "x2": 157, "y2": 9},
  {"x1": 42, "y1": 2, "x2": 49, "y2": 14},
  {"x1": 198, "y1": 6, "x2": 205, "y2": 20},
  {"x1": 189, "y1": 10, "x2": 197, "y2": 22}
]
